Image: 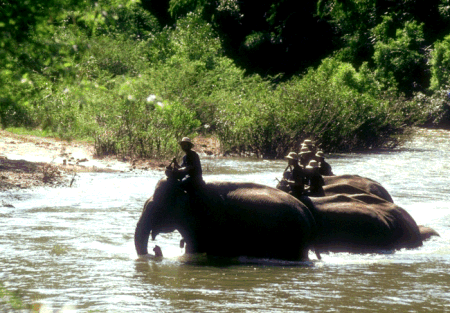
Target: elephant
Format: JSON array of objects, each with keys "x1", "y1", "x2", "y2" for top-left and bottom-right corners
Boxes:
[
  {"x1": 135, "y1": 178, "x2": 317, "y2": 261},
  {"x1": 303, "y1": 193, "x2": 438, "y2": 253},
  {"x1": 323, "y1": 175, "x2": 394, "y2": 203}
]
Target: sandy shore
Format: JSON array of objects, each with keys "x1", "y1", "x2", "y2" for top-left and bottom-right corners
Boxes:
[{"x1": 0, "y1": 130, "x2": 221, "y2": 191}]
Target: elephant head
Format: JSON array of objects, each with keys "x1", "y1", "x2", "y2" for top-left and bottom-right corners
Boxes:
[
  {"x1": 135, "y1": 178, "x2": 317, "y2": 261},
  {"x1": 135, "y1": 178, "x2": 190, "y2": 255}
]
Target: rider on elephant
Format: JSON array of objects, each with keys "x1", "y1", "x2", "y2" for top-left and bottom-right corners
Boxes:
[
  {"x1": 171, "y1": 137, "x2": 204, "y2": 193},
  {"x1": 278, "y1": 152, "x2": 306, "y2": 197},
  {"x1": 305, "y1": 160, "x2": 325, "y2": 197},
  {"x1": 301, "y1": 139, "x2": 316, "y2": 155},
  {"x1": 315, "y1": 151, "x2": 333, "y2": 176},
  {"x1": 299, "y1": 146, "x2": 315, "y2": 167}
]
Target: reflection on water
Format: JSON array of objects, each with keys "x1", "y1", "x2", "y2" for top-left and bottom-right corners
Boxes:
[{"x1": 1, "y1": 128, "x2": 449, "y2": 312}]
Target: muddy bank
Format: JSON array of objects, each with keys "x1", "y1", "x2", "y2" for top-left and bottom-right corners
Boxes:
[
  {"x1": 0, "y1": 130, "x2": 222, "y2": 192},
  {"x1": 0, "y1": 157, "x2": 69, "y2": 191}
]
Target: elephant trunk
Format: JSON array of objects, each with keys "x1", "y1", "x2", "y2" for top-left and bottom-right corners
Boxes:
[
  {"x1": 134, "y1": 201, "x2": 154, "y2": 255},
  {"x1": 135, "y1": 219, "x2": 151, "y2": 255}
]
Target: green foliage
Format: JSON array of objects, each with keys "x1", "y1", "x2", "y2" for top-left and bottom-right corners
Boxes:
[
  {"x1": 412, "y1": 88, "x2": 450, "y2": 125},
  {"x1": 430, "y1": 33, "x2": 450, "y2": 90},
  {"x1": 372, "y1": 17, "x2": 426, "y2": 92},
  {"x1": 0, "y1": 281, "x2": 28, "y2": 310},
  {"x1": 215, "y1": 58, "x2": 426, "y2": 154},
  {"x1": 0, "y1": 0, "x2": 441, "y2": 159},
  {"x1": 319, "y1": 0, "x2": 448, "y2": 95},
  {"x1": 440, "y1": 0, "x2": 450, "y2": 20},
  {"x1": 319, "y1": 0, "x2": 377, "y2": 63},
  {"x1": 169, "y1": 0, "x2": 207, "y2": 18},
  {"x1": 91, "y1": 1, "x2": 160, "y2": 39},
  {"x1": 0, "y1": 73, "x2": 35, "y2": 128},
  {"x1": 92, "y1": 80, "x2": 201, "y2": 158}
]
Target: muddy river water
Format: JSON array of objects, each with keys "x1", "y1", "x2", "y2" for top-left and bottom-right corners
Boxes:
[{"x1": 1, "y1": 128, "x2": 449, "y2": 312}]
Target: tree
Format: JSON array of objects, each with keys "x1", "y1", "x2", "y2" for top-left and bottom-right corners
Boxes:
[{"x1": 143, "y1": 0, "x2": 335, "y2": 77}]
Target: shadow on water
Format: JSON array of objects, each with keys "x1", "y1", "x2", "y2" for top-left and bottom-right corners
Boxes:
[{"x1": 135, "y1": 253, "x2": 316, "y2": 270}]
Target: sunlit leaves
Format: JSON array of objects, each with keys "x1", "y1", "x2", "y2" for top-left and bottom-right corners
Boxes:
[
  {"x1": 372, "y1": 19, "x2": 425, "y2": 92},
  {"x1": 430, "y1": 33, "x2": 450, "y2": 90}
]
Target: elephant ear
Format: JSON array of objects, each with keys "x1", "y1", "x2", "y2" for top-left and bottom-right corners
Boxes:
[{"x1": 154, "y1": 178, "x2": 191, "y2": 218}]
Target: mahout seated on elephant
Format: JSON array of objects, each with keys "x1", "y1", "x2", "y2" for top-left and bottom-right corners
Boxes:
[
  {"x1": 276, "y1": 152, "x2": 325, "y2": 198},
  {"x1": 168, "y1": 137, "x2": 204, "y2": 193},
  {"x1": 304, "y1": 193, "x2": 439, "y2": 254},
  {"x1": 315, "y1": 151, "x2": 333, "y2": 176},
  {"x1": 304, "y1": 160, "x2": 325, "y2": 197},
  {"x1": 135, "y1": 177, "x2": 318, "y2": 261},
  {"x1": 277, "y1": 152, "x2": 306, "y2": 197}
]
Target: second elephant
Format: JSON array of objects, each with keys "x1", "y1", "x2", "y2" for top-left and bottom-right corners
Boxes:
[
  {"x1": 323, "y1": 174, "x2": 394, "y2": 202},
  {"x1": 306, "y1": 193, "x2": 425, "y2": 253}
]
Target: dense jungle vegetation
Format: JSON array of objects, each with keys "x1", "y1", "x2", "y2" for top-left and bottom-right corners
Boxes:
[{"x1": 1, "y1": 0, "x2": 450, "y2": 159}]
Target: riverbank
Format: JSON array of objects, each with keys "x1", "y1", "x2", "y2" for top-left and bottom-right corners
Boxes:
[{"x1": 0, "y1": 130, "x2": 222, "y2": 191}]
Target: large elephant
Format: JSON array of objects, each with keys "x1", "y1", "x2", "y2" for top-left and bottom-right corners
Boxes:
[
  {"x1": 305, "y1": 193, "x2": 434, "y2": 253},
  {"x1": 135, "y1": 178, "x2": 317, "y2": 261},
  {"x1": 323, "y1": 174, "x2": 394, "y2": 203}
]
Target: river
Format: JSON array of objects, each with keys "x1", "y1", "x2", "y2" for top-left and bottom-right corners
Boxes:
[{"x1": 1, "y1": 128, "x2": 449, "y2": 312}]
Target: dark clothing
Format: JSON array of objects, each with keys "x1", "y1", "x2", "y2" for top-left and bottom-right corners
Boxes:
[
  {"x1": 318, "y1": 160, "x2": 333, "y2": 176},
  {"x1": 178, "y1": 150, "x2": 204, "y2": 192},
  {"x1": 300, "y1": 152, "x2": 315, "y2": 167},
  {"x1": 281, "y1": 165, "x2": 305, "y2": 197},
  {"x1": 180, "y1": 150, "x2": 203, "y2": 179},
  {"x1": 310, "y1": 172, "x2": 325, "y2": 194},
  {"x1": 305, "y1": 168, "x2": 325, "y2": 197}
]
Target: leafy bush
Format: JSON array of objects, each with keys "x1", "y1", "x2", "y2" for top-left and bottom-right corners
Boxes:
[
  {"x1": 215, "y1": 58, "x2": 427, "y2": 155},
  {"x1": 93, "y1": 82, "x2": 201, "y2": 159},
  {"x1": 372, "y1": 17, "x2": 426, "y2": 93},
  {"x1": 412, "y1": 88, "x2": 450, "y2": 126},
  {"x1": 0, "y1": 73, "x2": 36, "y2": 129},
  {"x1": 430, "y1": 34, "x2": 450, "y2": 90},
  {"x1": 0, "y1": 98, "x2": 33, "y2": 129}
]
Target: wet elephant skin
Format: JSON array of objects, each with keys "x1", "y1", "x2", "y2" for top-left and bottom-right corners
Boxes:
[{"x1": 135, "y1": 178, "x2": 317, "y2": 261}]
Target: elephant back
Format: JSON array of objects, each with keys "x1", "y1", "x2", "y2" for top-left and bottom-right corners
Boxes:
[
  {"x1": 323, "y1": 174, "x2": 394, "y2": 203},
  {"x1": 311, "y1": 194, "x2": 422, "y2": 252},
  {"x1": 202, "y1": 181, "x2": 318, "y2": 260}
]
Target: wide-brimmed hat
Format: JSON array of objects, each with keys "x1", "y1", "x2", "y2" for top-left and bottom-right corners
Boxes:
[
  {"x1": 303, "y1": 139, "x2": 313, "y2": 145},
  {"x1": 316, "y1": 151, "x2": 324, "y2": 158},
  {"x1": 299, "y1": 146, "x2": 312, "y2": 154},
  {"x1": 285, "y1": 152, "x2": 298, "y2": 160},
  {"x1": 179, "y1": 137, "x2": 194, "y2": 147}
]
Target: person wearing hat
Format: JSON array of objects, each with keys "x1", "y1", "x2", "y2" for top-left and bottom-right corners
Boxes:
[
  {"x1": 299, "y1": 146, "x2": 314, "y2": 168},
  {"x1": 300, "y1": 139, "x2": 317, "y2": 165},
  {"x1": 301, "y1": 139, "x2": 316, "y2": 152},
  {"x1": 315, "y1": 151, "x2": 333, "y2": 176},
  {"x1": 305, "y1": 159, "x2": 325, "y2": 197},
  {"x1": 277, "y1": 152, "x2": 306, "y2": 197},
  {"x1": 172, "y1": 137, "x2": 204, "y2": 191}
]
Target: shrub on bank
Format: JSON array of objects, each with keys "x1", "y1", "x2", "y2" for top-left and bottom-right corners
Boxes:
[
  {"x1": 412, "y1": 88, "x2": 450, "y2": 127},
  {"x1": 430, "y1": 34, "x2": 450, "y2": 91},
  {"x1": 215, "y1": 58, "x2": 427, "y2": 155}
]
